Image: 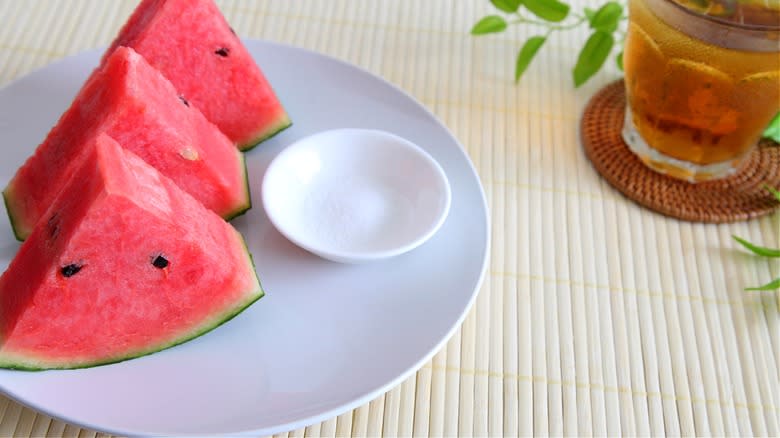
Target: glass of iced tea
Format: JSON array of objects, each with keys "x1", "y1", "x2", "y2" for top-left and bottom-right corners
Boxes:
[{"x1": 622, "y1": 0, "x2": 780, "y2": 182}]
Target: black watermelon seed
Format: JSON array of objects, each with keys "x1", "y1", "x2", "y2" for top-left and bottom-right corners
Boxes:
[
  {"x1": 230, "y1": 27, "x2": 236, "y2": 36},
  {"x1": 215, "y1": 47, "x2": 229, "y2": 57},
  {"x1": 178, "y1": 95, "x2": 189, "y2": 107},
  {"x1": 61, "y1": 263, "x2": 82, "y2": 278},
  {"x1": 152, "y1": 255, "x2": 169, "y2": 269}
]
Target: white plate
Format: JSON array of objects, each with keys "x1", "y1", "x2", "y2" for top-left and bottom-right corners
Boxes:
[
  {"x1": 0, "y1": 40, "x2": 489, "y2": 436},
  {"x1": 263, "y1": 128, "x2": 452, "y2": 263}
]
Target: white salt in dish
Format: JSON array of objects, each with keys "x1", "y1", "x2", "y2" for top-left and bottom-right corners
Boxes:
[{"x1": 262, "y1": 129, "x2": 451, "y2": 263}]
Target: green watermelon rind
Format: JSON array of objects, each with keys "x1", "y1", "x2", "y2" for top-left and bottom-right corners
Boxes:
[
  {"x1": 238, "y1": 113, "x2": 292, "y2": 152},
  {"x1": 0, "y1": 232, "x2": 264, "y2": 371},
  {"x1": 223, "y1": 153, "x2": 253, "y2": 221},
  {"x1": 2, "y1": 185, "x2": 28, "y2": 242}
]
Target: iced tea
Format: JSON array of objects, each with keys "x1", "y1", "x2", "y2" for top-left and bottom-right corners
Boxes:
[{"x1": 622, "y1": 0, "x2": 780, "y2": 181}]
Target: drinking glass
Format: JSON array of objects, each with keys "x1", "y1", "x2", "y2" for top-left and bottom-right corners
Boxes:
[{"x1": 622, "y1": 0, "x2": 780, "y2": 182}]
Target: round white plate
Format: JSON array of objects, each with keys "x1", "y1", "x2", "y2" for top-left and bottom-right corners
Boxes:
[{"x1": 0, "y1": 40, "x2": 489, "y2": 436}]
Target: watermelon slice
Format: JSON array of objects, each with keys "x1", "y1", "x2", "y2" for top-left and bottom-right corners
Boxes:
[
  {"x1": 0, "y1": 134, "x2": 263, "y2": 370},
  {"x1": 3, "y1": 46, "x2": 249, "y2": 241},
  {"x1": 104, "y1": 0, "x2": 291, "y2": 150}
]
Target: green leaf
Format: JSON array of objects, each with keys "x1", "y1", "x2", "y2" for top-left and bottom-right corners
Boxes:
[
  {"x1": 733, "y1": 235, "x2": 780, "y2": 257},
  {"x1": 572, "y1": 31, "x2": 614, "y2": 87},
  {"x1": 763, "y1": 112, "x2": 780, "y2": 143},
  {"x1": 766, "y1": 185, "x2": 780, "y2": 202},
  {"x1": 515, "y1": 36, "x2": 547, "y2": 82},
  {"x1": 616, "y1": 50, "x2": 623, "y2": 71},
  {"x1": 584, "y1": 7, "x2": 596, "y2": 20},
  {"x1": 471, "y1": 15, "x2": 508, "y2": 35},
  {"x1": 745, "y1": 277, "x2": 780, "y2": 291},
  {"x1": 589, "y1": 2, "x2": 623, "y2": 32},
  {"x1": 523, "y1": 0, "x2": 570, "y2": 22},
  {"x1": 491, "y1": 0, "x2": 522, "y2": 13}
]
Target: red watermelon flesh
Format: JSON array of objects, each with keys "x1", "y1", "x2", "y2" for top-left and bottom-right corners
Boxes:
[
  {"x1": 0, "y1": 134, "x2": 262, "y2": 370},
  {"x1": 3, "y1": 46, "x2": 249, "y2": 241},
  {"x1": 104, "y1": 0, "x2": 292, "y2": 150}
]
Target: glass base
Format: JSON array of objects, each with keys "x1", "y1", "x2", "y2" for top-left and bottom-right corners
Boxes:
[{"x1": 621, "y1": 108, "x2": 747, "y2": 183}]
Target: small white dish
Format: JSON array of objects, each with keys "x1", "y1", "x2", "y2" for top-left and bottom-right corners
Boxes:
[{"x1": 262, "y1": 128, "x2": 451, "y2": 263}]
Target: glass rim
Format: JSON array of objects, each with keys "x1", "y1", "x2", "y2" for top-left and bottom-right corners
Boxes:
[{"x1": 663, "y1": 0, "x2": 780, "y2": 31}]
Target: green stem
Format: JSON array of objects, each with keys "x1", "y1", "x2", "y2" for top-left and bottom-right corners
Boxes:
[{"x1": 510, "y1": 13, "x2": 587, "y2": 31}]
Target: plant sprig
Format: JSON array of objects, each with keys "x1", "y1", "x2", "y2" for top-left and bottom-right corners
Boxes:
[
  {"x1": 471, "y1": 0, "x2": 626, "y2": 87},
  {"x1": 733, "y1": 186, "x2": 780, "y2": 291},
  {"x1": 764, "y1": 113, "x2": 780, "y2": 143}
]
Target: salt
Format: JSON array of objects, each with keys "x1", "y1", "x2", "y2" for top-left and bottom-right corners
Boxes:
[{"x1": 301, "y1": 177, "x2": 412, "y2": 252}]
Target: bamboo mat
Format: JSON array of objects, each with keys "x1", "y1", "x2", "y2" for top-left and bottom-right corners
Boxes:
[{"x1": 0, "y1": 1, "x2": 777, "y2": 436}]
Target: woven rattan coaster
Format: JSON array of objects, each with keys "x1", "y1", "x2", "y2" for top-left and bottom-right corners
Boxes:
[{"x1": 581, "y1": 80, "x2": 780, "y2": 223}]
